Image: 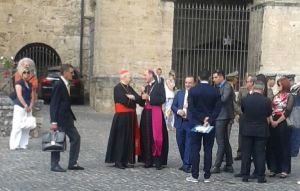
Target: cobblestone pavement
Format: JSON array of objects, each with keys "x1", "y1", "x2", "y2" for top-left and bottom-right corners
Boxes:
[{"x1": 0, "y1": 105, "x2": 300, "y2": 191}]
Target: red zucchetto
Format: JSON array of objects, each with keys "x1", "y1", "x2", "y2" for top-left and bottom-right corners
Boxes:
[{"x1": 119, "y1": 69, "x2": 129, "y2": 75}]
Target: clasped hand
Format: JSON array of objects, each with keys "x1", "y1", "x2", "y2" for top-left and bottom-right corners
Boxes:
[
  {"x1": 126, "y1": 94, "x2": 135, "y2": 100},
  {"x1": 203, "y1": 117, "x2": 209, "y2": 127},
  {"x1": 177, "y1": 109, "x2": 186, "y2": 118},
  {"x1": 141, "y1": 93, "x2": 149, "y2": 100}
]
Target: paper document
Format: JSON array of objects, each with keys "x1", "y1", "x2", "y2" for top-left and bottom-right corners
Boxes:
[{"x1": 191, "y1": 124, "x2": 214, "y2": 134}]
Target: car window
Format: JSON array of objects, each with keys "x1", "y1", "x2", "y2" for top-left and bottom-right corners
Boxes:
[
  {"x1": 46, "y1": 69, "x2": 81, "y2": 79},
  {"x1": 73, "y1": 70, "x2": 80, "y2": 79},
  {"x1": 47, "y1": 70, "x2": 61, "y2": 78}
]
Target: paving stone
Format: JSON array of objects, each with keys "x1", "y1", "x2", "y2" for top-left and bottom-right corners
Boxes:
[{"x1": 0, "y1": 105, "x2": 299, "y2": 191}]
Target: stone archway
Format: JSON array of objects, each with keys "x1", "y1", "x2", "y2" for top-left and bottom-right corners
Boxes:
[{"x1": 14, "y1": 42, "x2": 62, "y2": 77}]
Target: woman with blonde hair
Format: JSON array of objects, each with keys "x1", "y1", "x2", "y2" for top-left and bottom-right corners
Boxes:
[
  {"x1": 9, "y1": 58, "x2": 35, "y2": 150},
  {"x1": 14, "y1": 58, "x2": 38, "y2": 103},
  {"x1": 164, "y1": 70, "x2": 176, "y2": 130}
]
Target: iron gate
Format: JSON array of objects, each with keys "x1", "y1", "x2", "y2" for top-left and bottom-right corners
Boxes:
[
  {"x1": 14, "y1": 43, "x2": 61, "y2": 77},
  {"x1": 172, "y1": 2, "x2": 250, "y2": 88}
]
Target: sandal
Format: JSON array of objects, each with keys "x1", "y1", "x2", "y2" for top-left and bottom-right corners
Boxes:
[{"x1": 279, "y1": 172, "x2": 288, "y2": 178}]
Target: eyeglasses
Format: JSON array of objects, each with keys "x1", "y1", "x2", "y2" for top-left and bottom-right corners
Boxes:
[{"x1": 23, "y1": 71, "x2": 30, "y2": 74}]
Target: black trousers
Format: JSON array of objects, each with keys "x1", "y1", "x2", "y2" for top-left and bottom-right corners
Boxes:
[
  {"x1": 51, "y1": 124, "x2": 81, "y2": 168},
  {"x1": 236, "y1": 116, "x2": 243, "y2": 157},
  {"x1": 241, "y1": 136, "x2": 267, "y2": 179},
  {"x1": 190, "y1": 129, "x2": 215, "y2": 179},
  {"x1": 214, "y1": 119, "x2": 233, "y2": 167},
  {"x1": 266, "y1": 120, "x2": 291, "y2": 173}
]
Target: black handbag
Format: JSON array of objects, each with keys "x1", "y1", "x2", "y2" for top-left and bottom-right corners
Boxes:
[{"x1": 42, "y1": 131, "x2": 66, "y2": 152}]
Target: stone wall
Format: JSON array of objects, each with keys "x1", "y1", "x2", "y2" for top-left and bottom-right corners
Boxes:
[
  {"x1": 0, "y1": 96, "x2": 44, "y2": 137},
  {"x1": 91, "y1": 0, "x2": 174, "y2": 112},
  {"x1": 0, "y1": 96, "x2": 13, "y2": 136},
  {"x1": 251, "y1": 0, "x2": 300, "y2": 82},
  {"x1": 0, "y1": 0, "x2": 82, "y2": 66},
  {"x1": 0, "y1": 0, "x2": 96, "y2": 103}
]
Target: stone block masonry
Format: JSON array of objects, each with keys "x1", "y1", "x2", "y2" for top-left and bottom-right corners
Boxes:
[
  {"x1": 0, "y1": 96, "x2": 13, "y2": 136},
  {"x1": 0, "y1": 96, "x2": 44, "y2": 137}
]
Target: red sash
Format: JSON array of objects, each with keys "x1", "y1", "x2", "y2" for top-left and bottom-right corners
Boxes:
[
  {"x1": 115, "y1": 103, "x2": 135, "y2": 113},
  {"x1": 114, "y1": 103, "x2": 140, "y2": 155}
]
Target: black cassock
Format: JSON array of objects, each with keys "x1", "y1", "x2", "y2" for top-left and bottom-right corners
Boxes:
[
  {"x1": 105, "y1": 83, "x2": 142, "y2": 164},
  {"x1": 139, "y1": 81, "x2": 169, "y2": 166}
]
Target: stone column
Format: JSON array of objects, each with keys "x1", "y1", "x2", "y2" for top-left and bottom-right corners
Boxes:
[{"x1": 249, "y1": 0, "x2": 300, "y2": 80}]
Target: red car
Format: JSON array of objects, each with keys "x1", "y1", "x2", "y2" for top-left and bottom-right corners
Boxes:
[{"x1": 39, "y1": 67, "x2": 84, "y2": 104}]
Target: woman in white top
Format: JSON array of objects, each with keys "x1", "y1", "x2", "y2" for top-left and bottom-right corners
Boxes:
[{"x1": 164, "y1": 70, "x2": 176, "y2": 130}]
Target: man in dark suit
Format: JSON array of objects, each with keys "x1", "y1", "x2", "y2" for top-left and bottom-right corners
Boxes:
[
  {"x1": 240, "y1": 80, "x2": 272, "y2": 183},
  {"x1": 156, "y1": 68, "x2": 164, "y2": 84},
  {"x1": 50, "y1": 64, "x2": 84, "y2": 172},
  {"x1": 171, "y1": 76, "x2": 195, "y2": 173},
  {"x1": 234, "y1": 74, "x2": 256, "y2": 161},
  {"x1": 186, "y1": 70, "x2": 221, "y2": 183},
  {"x1": 139, "y1": 69, "x2": 168, "y2": 170},
  {"x1": 211, "y1": 69, "x2": 235, "y2": 173}
]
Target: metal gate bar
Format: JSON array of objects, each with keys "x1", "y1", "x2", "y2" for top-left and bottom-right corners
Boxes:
[
  {"x1": 172, "y1": 2, "x2": 250, "y2": 89},
  {"x1": 14, "y1": 43, "x2": 62, "y2": 77}
]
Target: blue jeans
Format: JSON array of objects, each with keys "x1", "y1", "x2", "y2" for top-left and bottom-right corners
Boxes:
[{"x1": 290, "y1": 127, "x2": 300, "y2": 157}]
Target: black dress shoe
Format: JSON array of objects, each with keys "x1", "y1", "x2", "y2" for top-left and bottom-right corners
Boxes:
[
  {"x1": 156, "y1": 165, "x2": 164, "y2": 170},
  {"x1": 144, "y1": 164, "x2": 153, "y2": 168},
  {"x1": 68, "y1": 164, "x2": 85, "y2": 170},
  {"x1": 249, "y1": 173, "x2": 257, "y2": 179},
  {"x1": 257, "y1": 178, "x2": 267, "y2": 183},
  {"x1": 123, "y1": 163, "x2": 134, "y2": 168},
  {"x1": 51, "y1": 164, "x2": 66, "y2": 172},
  {"x1": 211, "y1": 167, "x2": 221, "y2": 174},
  {"x1": 242, "y1": 177, "x2": 248, "y2": 182},
  {"x1": 178, "y1": 166, "x2": 184, "y2": 171},
  {"x1": 182, "y1": 168, "x2": 191, "y2": 173},
  {"x1": 222, "y1": 165, "x2": 234, "y2": 173},
  {"x1": 114, "y1": 162, "x2": 125, "y2": 169},
  {"x1": 234, "y1": 173, "x2": 243, "y2": 177}
]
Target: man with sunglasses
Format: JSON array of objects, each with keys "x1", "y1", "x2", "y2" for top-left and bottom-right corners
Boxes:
[{"x1": 49, "y1": 64, "x2": 84, "y2": 172}]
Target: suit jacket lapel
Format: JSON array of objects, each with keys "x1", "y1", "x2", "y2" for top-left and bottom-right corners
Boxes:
[{"x1": 181, "y1": 90, "x2": 185, "y2": 108}]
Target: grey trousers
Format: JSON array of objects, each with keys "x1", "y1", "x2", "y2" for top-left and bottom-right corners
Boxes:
[{"x1": 214, "y1": 119, "x2": 233, "y2": 167}]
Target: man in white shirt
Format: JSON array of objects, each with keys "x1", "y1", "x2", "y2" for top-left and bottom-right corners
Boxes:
[{"x1": 171, "y1": 76, "x2": 195, "y2": 173}]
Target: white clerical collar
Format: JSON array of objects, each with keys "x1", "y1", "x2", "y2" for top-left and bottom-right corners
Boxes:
[
  {"x1": 200, "y1": 80, "x2": 209, "y2": 84},
  {"x1": 61, "y1": 76, "x2": 69, "y2": 87}
]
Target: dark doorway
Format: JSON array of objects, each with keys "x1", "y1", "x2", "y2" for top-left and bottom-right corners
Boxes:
[{"x1": 14, "y1": 43, "x2": 62, "y2": 78}]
